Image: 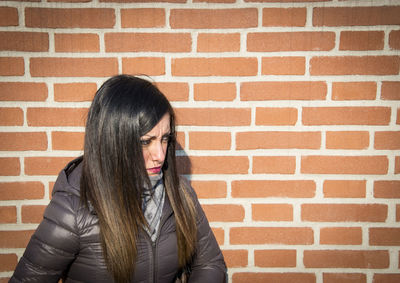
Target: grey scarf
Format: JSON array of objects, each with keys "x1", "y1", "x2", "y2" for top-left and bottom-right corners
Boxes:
[{"x1": 142, "y1": 172, "x2": 165, "y2": 242}]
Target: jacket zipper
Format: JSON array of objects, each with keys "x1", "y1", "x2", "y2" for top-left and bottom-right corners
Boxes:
[
  {"x1": 148, "y1": 211, "x2": 169, "y2": 283},
  {"x1": 151, "y1": 240, "x2": 157, "y2": 283},
  {"x1": 146, "y1": 192, "x2": 174, "y2": 283}
]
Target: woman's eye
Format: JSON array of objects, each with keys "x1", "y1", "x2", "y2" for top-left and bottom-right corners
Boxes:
[{"x1": 140, "y1": 139, "x2": 151, "y2": 146}]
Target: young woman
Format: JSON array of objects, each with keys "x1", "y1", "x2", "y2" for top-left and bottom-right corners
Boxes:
[{"x1": 10, "y1": 75, "x2": 226, "y2": 282}]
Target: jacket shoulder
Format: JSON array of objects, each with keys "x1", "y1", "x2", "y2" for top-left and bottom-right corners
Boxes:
[
  {"x1": 53, "y1": 156, "x2": 83, "y2": 197},
  {"x1": 10, "y1": 158, "x2": 85, "y2": 282}
]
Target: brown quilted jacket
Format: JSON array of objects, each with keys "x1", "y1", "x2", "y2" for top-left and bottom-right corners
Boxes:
[{"x1": 10, "y1": 157, "x2": 226, "y2": 283}]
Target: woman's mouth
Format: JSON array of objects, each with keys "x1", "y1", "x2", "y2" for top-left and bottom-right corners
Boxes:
[{"x1": 147, "y1": 166, "x2": 161, "y2": 174}]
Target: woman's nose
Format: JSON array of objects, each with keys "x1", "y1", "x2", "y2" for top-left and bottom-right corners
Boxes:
[{"x1": 150, "y1": 142, "x2": 165, "y2": 161}]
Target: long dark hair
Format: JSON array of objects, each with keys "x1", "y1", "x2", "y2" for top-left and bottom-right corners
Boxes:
[{"x1": 80, "y1": 74, "x2": 197, "y2": 282}]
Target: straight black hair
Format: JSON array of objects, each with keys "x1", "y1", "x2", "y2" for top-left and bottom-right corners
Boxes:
[{"x1": 80, "y1": 74, "x2": 197, "y2": 283}]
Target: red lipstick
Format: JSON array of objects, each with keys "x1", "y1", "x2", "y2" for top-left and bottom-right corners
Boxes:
[{"x1": 147, "y1": 166, "x2": 161, "y2": 174}]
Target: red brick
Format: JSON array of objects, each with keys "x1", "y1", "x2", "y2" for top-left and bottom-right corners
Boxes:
[
  {"x1": 374, "y1": 181, "x2": 400, "y2": 198},
  {"x1": 30, "y1": 57, "x2": 118, "y2": 77},
  {"x1": 0, "y1": 206, "x2": 16, "y2": 223},
  {"x1": 313, "y1": 6, "x2": 400, "y2": 26},
  {"x1": 252, "y1": 204, "x2": 293, "y2": 221},
  {"x1": 27, "y1": 107, "x2": 87, "y2": 127},
  {"x1": 302, "y1": 204, "x2": 387, "y2": 222},
  {"x1": 100, "y1": 0, "x2": 185, "y2": 2},
  {"x1": 172, "y1": 57, "x2": 257, "y2": 77},
  {"x1": 247, "y1": 32, "x2": 335, "y2": 52},
  {"x1": 52, "y1": 131, "x2": 84, "y2": 151},
  {"x1": 0, "y1": 254, "x2": 17, "y2": 272},
  {"x1": 25, "y1": 8, "x2": 115, "y2": 28},
  {"x1": 323, "y1": 180, "x2": 366, "y2": 198},
  {"x1": 326, "y1": 131, "x2": 369, "y2": 150},
  {"x1": 236, "y1": 131, "x2": 320, "y2": 150},
  {"x1": 191, "y1": 181, "x2": 226, "y2": 199},
  {"x1": 230, "y1": 227, "x2": 313, "y2": 245},
  {"x1": 381, "y1": 81, "x2": 400, "y2": 100},
  {"x1": 0, "y1": 158, "x2": 20, "y2": 176},
  {"x1": 0, "y1": 32, "x2": 48, "y2": 52},
  {"x1": 397, "y1": 204, "x2": 400, "y2": 222},
  {"x1": 323, "y1": 273, "x2": 366, "y2": 283},
  {"x1": 262, "y1": 57, "x2": 305, "y2": 75},
  {"x1": 232, "y1": 273, "x2": 315, "y2": 283},
  {"x1": 339, "y1": 31, "x2": 384, "y2": 51},
  {"x1": 262, "y1": 8, "x2": 306, "y2": 27},
  {"x1": 389, "y1": 30, "x2": 400, "y2": 50},
  {"x1": 375, "y1": 131, "x2": 400, "y2": 150},
  {"x1": 212, "y1": 227, "x2": 224, "y2": 245},
  {"x1": 397, "y1": 109, "x2": 400, "y2": 125},
  {"x1": 182, "y1": 156, "x2": 249, "y2": 175},
  {"x1": 303, "y1": 107, "x2": 391, "y2": 125},
  {"x1": 332, "y1": 82, "x2": 376, "y2": 100},
  {"x1": 396, "y1": 156, "x2": 400, "y2": 174},
  {"x1": 310, "y1": 56, "x2": 400, "y2": 76},
  {"x1": 21, "y1": 205, "x2": 46, "y2": 223},
  {"x1": 157, "y1": 82, "x2": 189, "y2": 102},
  {"x1": 54, "y1": 83, "x2": 96, "y2": 102},
  {"x1": 189, "y1": 132, "x2": 231, "y2": 150},
  {"x1": 122, "y1": 57, "x2": 165, "y2": 76},
  {"x1": 170, "y1": 8, "x2": 257, "y2": 29},
  {"x1": 121, "y1": 8, "x2": 165, "y2": 28},
  {"x1": 49, "y1": 0, "x2": 92, "y2": 2},
  {"x1": 0, "y1": 107, "x2": 23, "y2": 126},
  {"x1": 256, "y1": 107, "x2": 298, "y2": 126},
  {"x1": 197, "y1": 33, "x2": 240, "y2": 52},
  {"x1": 222, "y1": 250, "x2": 247, "y2": 268},
  {"x1": 254, "y1": 250, "x2": 296, "y2": 267},
  {"x1": 373, "y1": 274, "x2": 400, "y2": 283},
  {"x1": 0, "y1": 57, "x2": 24, "y2": 76},
  {"x1": 246, "y1": 0, "x2": 327, "y2": 2},
  {"x1": 55, "y1": 33, "x2": 99, "y2": 52},
  {"x1": 175, "y1": 108, "x2": 251, "y2": 126},
  {"x1": 202, "y1": 204, "x2": 244, "y2": 222},
  {"x1": 370, "y1": 228, "x2": 400, "y2": 246},
  {"x1": 302, "y1": 156, "x2": 388, "y2": 175},
  {"x1": 240, "y1": 81, "x2": 327, "y2": 101},
  {"x1": 194, "y1": 0, "x2": 235, "y2": 2},
  {"x1": 0, "y1": 7, "x2": 18, "y2": 26},
  {"x1": 24, "y1": 157, "x2": 73, "y2": 176},
  {"x1": 0, "y1": 132, "x2": 47, "y2": 151},
  {"x1": 194, "y1": 83, "x2": 236, "y2": 101},
  {"x1": 252, "y1": 156, "x2": 296, "y2": 174},
  {"x1": 106, "y1": 33, "x2": 191, "y2": 52},
  {"x1": 320, "y1": 227, "x2": 362, "y2": 245},
  {"x1": 231, "y1": 180, "x2": 315, "y2": 198},
  {"x1": 304, "y1": 250, "x2": 388, "y2": 268},
  {"x1": 0, "y1": 230, "x2": 34, "y2": 248},
  {"x1": 0, "y1": 182, "x2": 44, "y2": 200},
  {"x1": 0, "y1": 82, "x2": 47, "y2": 101},
  {"x1": 176, "y1": 132, "x2": 185, "y2": 150},
  {"x1": 195, "y1": 0, "x2": 237, "y2": 3}
]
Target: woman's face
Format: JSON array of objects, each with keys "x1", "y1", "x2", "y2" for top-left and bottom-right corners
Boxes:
[{"x1": 140, "y1": 113, "x2": 171, "y2": 176}]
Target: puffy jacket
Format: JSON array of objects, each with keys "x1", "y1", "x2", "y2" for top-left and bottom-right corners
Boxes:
[{"x1": 10, "y1": 157, "x2": 226, "y2": 283}]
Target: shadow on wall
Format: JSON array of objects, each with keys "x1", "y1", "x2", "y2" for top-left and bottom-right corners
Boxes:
[{"x1": 176, "y1": 143, "x2": 192, "y2": 177}]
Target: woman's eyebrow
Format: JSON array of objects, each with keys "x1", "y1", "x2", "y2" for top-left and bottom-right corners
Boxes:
[
  {"x1": 142, "y1": 131, "x2": 171, "y2": 139},
  {"x1": 141, "y1": 135, "x2": 155, "y2": 140}
]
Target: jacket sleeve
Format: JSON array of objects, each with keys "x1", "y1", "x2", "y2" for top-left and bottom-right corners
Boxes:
[
  {"x1": 187, "y1": 186, "x2": 227, "y2": 283},
  {"x1": 10, "y1": 190, "x2": 80, "y2": 283}
]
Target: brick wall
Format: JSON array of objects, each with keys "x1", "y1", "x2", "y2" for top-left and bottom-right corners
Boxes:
[{"x1": 0, "y1": 0, "x2": 399, "y2": 282}]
